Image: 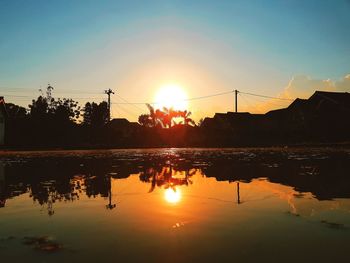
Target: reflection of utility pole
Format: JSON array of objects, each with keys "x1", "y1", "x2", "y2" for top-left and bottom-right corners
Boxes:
[
  {"x1": 104, "y1": 88, "x2": 115, "y2": 122},
  {"x1": 235, "y1": 89, "x2": 239, "y2": 113},
  {"x1": 106, "y1": 177, "x2": 116, "y2": 210},
  {"x1": 236, "y1": 182, "x2": 241, "y2": 204},
  {"x1": 47, "y1": 195, "x2": 54, "y2": 216}
]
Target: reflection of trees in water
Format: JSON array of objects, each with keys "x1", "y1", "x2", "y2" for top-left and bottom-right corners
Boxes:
[
  {"x1": 1, "y1": 150, "x2": 350, "y2": 215},
  {"x1": 83, "y1": 174, "x2": 116, "y2": 210},
  {"x1": 139, "y1": 165, "x2": 196, "y2": 192},
  {"x1": 0, "y1": 160, "x2": 197, "y2": 214},
  {"x1": 29, "y1": 179, "x2": 80, "y2": 216}
]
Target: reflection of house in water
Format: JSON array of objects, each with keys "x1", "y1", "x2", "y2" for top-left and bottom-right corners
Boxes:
[
  {"x1": 0, "y1": 161, "x2": 5, "y2": 207},
  {"x1": 203, "y1": 150, "x2": 350, "y2": 201}
]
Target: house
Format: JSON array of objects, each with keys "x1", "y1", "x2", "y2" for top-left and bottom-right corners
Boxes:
[
  {"x1": 200, "y1": 91, "x2": 350, "y2": 144},
  {"x1": 0, "y1": 96, "x2": 7, "y2": 146},
  {"x1": 108, "y1": 118, "x2": 141, "y2": 138}
]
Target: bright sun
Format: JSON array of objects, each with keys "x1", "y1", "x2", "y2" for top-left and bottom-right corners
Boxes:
[
  {"x1": 154, "y1": 84, "x2": 188, "y2": 110},
  {"x1": 164, "y1": 188, "x2": 182, "y2": 204}
]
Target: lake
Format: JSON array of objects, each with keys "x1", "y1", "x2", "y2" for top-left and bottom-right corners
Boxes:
[{"x1": 1, "y1": 148, "x2": 350, "y2": 262}]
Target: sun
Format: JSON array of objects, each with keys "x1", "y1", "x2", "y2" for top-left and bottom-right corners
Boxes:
[
  {"x1": 164, "y1": 188, "x2": 182, "y2": 204},
  {"x1": 154, "y1": 84, "x2": 188, "y2": 110}
]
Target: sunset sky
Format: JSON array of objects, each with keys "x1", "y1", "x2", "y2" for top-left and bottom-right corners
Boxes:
[{"x1": 1, "y1": 0, "x2": 350, "y2": 121}]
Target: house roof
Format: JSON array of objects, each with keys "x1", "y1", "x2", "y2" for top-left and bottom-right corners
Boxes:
[
  {"x1": 109, "y1": 118, "x2": 141, "y2": 129},
  {"x1": 310, "y1": 91, "x2": 350, "y2": 107},
  {"x1": 287, "y1": 98, "x2": 308, "y2": 109}
]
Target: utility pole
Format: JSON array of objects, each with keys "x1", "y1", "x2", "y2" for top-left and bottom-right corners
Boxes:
[
  {"x1": 104, "y1": 88, "x2": 115, "y2": 122},
  {"x1": 235, "y1": 89, "x2": 238, "y2": 113}
]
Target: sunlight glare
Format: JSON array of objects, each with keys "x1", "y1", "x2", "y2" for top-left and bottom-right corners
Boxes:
[
  {"x1": 154, "y1": 84, "x2": 188, "y2": 110},
  {"x1": 164, "y1": 188, "x2": 182, "y2": 204}
]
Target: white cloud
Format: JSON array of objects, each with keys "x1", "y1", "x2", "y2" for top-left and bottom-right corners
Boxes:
[
  {"x1": 282, "y1": 74, "x2": 350, "y2": 99},
  {"x1": 248, "y1": 73, "x2": 350, "y2": 114}
]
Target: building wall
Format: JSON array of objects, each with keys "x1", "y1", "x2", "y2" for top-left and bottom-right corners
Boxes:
[{"x1": 0, "y1": 111, "x2": 4, "y2": 145}]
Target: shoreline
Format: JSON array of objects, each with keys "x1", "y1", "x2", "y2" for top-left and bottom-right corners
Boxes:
[{"x1": 1, "y1": 141, "x2": 350, "y2": 156}]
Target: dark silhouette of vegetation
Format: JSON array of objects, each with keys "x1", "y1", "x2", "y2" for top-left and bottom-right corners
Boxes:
[
  {"x1": 83, "y1": 101, "x2": 109, "y2": 127},
  {"x1": 4, "y1": 103, "x2": 27, "y2": 119},
  {"x1": 29, "y1": 95, "x2": 80, "y2": 123},
  {"x1": 138, "y1": 103, "x2": 195, "y2": 128},
  {"x1": 138, "y1": 114, "x2": 153, "y2": 127},
  {"x1": 1, "y1": 89, "x2": 350, "y2": 149}
]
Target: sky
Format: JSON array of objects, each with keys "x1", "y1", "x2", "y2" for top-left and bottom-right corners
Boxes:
[{"x1": 1, "y1": 0, "x2": 350, "y2": 121}]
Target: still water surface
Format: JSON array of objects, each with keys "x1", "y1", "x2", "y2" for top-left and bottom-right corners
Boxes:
[{"x1": 1, "y1": 148, "x2": 350, "y2": 262}]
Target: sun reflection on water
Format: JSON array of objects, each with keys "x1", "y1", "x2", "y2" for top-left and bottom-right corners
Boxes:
[{"x1": 164, "y1": 188, "x2": 182, "y2": 204}]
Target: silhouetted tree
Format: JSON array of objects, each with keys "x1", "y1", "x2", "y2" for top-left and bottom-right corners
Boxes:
[
  {"x1": 179, "y1": 110, "x2": 195, "y2": 126},
  {"x1": 162, "y1": 107, "x2": 178, "y2": 128},
  {"x1": 83, "y1": 102, "x2": 93, "y2": 125},
  {"x1": 4, "y1": 103, "x2": 27, "y2": 119},
  {"x1": 29, "y1": 96, "x2": 49, "y2": 121},
  {"x1": 83, "y1": 101, "x2": 108, "y2": 127},
  {"x1": 138, "y1": 114, "x2": 153, "y2": 127},
  {"x1": 198, "y1": 118, "x2": 204, "y2": 127},
  {"x1": 139, "y1": 105, "x2": 194, "y2": 128},
  {"x1": 29, "y1": 96, "x2": 80, "y2": 123},
  {"x1": 51, "y1": 98, "x2": 80, "y2": 123},
  {"x1": 146, "y1": 103, "x2": 157, "y2": 127}
]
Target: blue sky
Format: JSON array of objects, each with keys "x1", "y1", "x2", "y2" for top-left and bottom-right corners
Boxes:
[{"x1": 1, "y1": 0, "x2": 350, "y2": 119}]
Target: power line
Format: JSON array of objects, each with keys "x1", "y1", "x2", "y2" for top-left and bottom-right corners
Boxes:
[
  {"x1": 115, "y1": 104, "x2": 141, "y2": 119},
  {"x1": 1, "y1": 94, "x2": 31, "y2": 98},
  {"x1": 0, "y1": 86, "x2": 105, "y2": 94},
  {"x1": 240, "y1": 92, "x2": 289, "y2": 108},
  {"x1": 1, "y1": 94, "x2": 106, "y2": 99},
  {"x1": 114, "y1": 94, "x2": 145, "y2": 112},
  {"x1": 110, "y1": 90, "x2": 295, "y2": 105},
  {"x1": 239, "y1": 91, "x2": 293, "y2": 101},
  {"x1": 110, "y1": 90, "x2": 235, "y2": 105},
  {"x1": 2, "y1": 89, "x2": 296, "y2": 111},
  {"x1": 238, "y1": 93, "x2": 262, "y2": 113},
  {"x1": 185, "y1": 90, "x2": 234, "y2": 101}
]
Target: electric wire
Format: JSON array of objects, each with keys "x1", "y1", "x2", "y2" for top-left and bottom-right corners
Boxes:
[{"x1": 239, "y1": 91, "x2": 293, "y2": 101}]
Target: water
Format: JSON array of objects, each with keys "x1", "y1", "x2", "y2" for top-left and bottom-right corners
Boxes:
[{"x1": 1, "y1": 148, "x2": 350, "y2": 262}]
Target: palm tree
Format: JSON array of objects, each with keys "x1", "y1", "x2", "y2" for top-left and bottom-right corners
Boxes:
[
  {"x1": 146, "y1": 103, "x2": 157, "y2": 127},
  {"x1": 162, "y1": 107, "x2": 180, "y2": 128},
  {"x1": 155, "y1": 109, "x2": 166, "y2": 127},
  {"x1": 179, "y1": 110, "x2": 195, "y2": 126}
]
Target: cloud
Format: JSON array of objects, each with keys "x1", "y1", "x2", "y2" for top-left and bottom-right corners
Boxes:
[
  {"x1": 282, "y1": 74, "x2": 350, "y2": 100},
  {"x1": 246, "y1": 73, "x2": 350, "y2": 114},
  {"x1": 334, "y1": 74, "x2": 350, "y2": 92}
]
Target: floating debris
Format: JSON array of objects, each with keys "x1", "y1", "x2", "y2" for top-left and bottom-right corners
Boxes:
[
  {"x1": 320, "y1": 220, "x2": 346, "y2": 230},
  {"x1": 23, "y1": 236, "x2": 62, "y2": 252},
  {"x1": 0, "y1": 236, "x2": 16, "y2": 241},
  {"x1": 286, "y1": 211, "x2": 300, "y2": 217}
]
